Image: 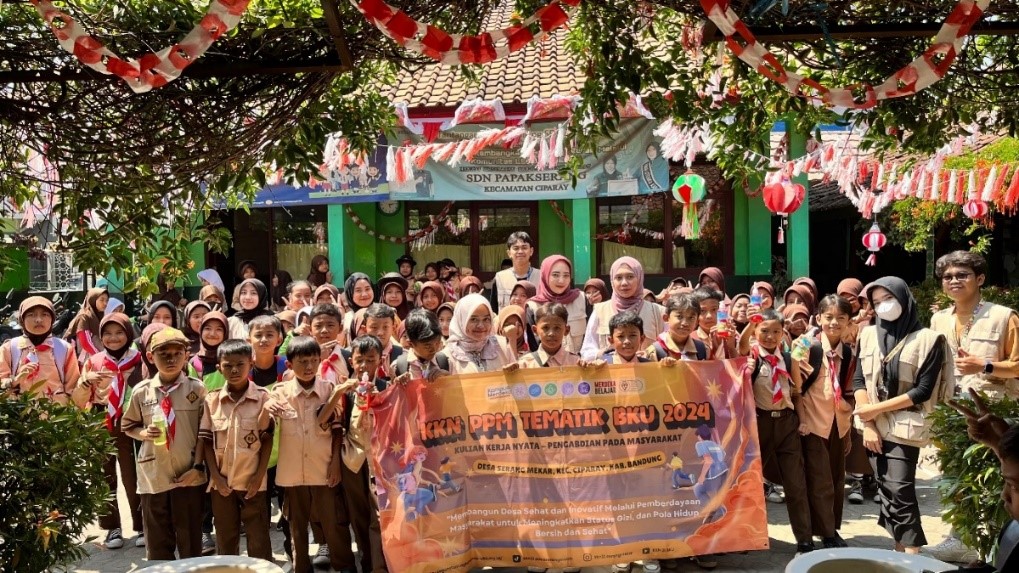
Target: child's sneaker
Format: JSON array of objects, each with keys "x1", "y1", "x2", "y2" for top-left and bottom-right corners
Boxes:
[
  {"x1": 642, "y1": 560, "x2": 660, "y2": 573},
  {"x1": 612, "y1": 563, "x2": 631, "y2": 573},
  {"x1": 134, "y1": 533, "x2": 145, "y2": 547},
  {"x1": 104, "y1": 528, "x2": 124, "y2": 549},
  {"x1": 201, "y1": 532, "x2": 216, "y2": 555}
]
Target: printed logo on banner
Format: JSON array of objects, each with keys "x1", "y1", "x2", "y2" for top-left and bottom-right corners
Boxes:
[
  {"x1": 618, "y1": 379, "x2": 646, "y2": 394},
  {"x1": 544, "y1": 383, "x2": 557, "y2": 397},
  {"x1": 487, "y1": 386, "x2": 512, "y2": 400},
  {"x1": 512, "y1": 384, "x2": 528, "y2": 399},
  {"x1": 594, "y1": 380, "x2": 616, "y2": 395},
  {"x1": 528, "y1": 384, "x2": 542, "y2": 398},
  {"x1": 577, "y1": 381, "x2": 591, "y2": 395},
  {"x1": 561, "y1": 381, "x2": 575, "y2": 396}
]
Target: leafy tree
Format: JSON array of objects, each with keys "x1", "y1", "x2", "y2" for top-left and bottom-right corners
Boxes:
[{"x1": 0, "y1": 394, "x2": 112, "y2": 572}]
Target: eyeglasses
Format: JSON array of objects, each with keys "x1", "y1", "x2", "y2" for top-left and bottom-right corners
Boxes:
[{"x1": 941, "y1": 272, "x2": 973, "y2": 283}]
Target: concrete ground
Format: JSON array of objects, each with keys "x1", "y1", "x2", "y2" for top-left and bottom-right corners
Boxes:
[{"x1": 68, "y1": 459, "x2": 953, "y2": 573}]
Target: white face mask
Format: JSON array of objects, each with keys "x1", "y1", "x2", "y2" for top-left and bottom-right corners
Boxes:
[{"x1": 875, "y1": 299, "x2": 903, "y2": 322}]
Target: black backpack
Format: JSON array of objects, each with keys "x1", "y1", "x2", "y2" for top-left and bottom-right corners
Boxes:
[
  {"x1": 800, "y1": 341, "x2": 855, "y2": 396},
  {"x1": 652, "y1": 339, "x2": 707, "y2": 361},
  {"x1": 392, "y1": 351, "x2": 450, "y2": 377}
]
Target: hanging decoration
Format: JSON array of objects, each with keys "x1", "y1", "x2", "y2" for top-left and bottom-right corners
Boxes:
[
  {"x1": 963, "y1": 199, "x2": 989, "y2": 219},
  {"x1": 762, "y1": 179, "x2": 805, "y2": 244},
  {"x1": 700, "y1": 0, "x2": 992, "y2": 110},
  {"x1": 548, "y1": 201, "x2": 573, "y2": 227},
  {"x1": 672, "y1": 172, "x2": 707, "y2": 239},
  {"x1": 861, "y1": 222, "x2": 887, "y2": 266},
  {"x1": 30, "y1": 0, "x2": 251, "y2": 94},
  {"x1": 345, "y1": 202, "x2": 454, "y2": 244},
  {"x1": 351, "y1": 0, "x2": 581, "y2": 66},
  {"x1": 451, "y1": 98, "x2": 507, "y2": 127}
]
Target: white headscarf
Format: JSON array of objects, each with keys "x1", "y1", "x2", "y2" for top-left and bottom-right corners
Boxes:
[
  {"x1": 447, "y1": 293, "x2": 500, "y2": 361},
  {"x1": 197, "y1": 269, "x2": 225, "y2": 292},
  {"x1": 104, "y1": 297, "x2": 125, "y2": 317}
]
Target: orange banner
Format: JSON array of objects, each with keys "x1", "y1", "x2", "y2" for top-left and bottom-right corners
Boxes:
[{"x1": 369, "y1": 359, "x2": 768, "y2": 573}]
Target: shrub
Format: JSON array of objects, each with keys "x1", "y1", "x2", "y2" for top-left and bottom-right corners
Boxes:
[
  {"x1": 930, "y1": 397, "x2": 1018, "y2": 562},
  {"x1": 0, "y1": 394, "x2": 113, "y2": 572}
]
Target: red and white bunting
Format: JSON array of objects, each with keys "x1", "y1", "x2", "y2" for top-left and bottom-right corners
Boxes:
[
  {"x1": 352, "y1": 0, "x2": 581, "y2": 66},
  {"x1": 700, "y1": 0, "x2": 991, "y2": 110},
  {"x1": 31, "y1": 0, "x2": 251, "y2": 93}
]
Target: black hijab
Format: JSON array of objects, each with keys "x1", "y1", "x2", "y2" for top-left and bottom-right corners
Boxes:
[
  {"x1": 146, "y1": 300, "x2": 179, "y2": 329},
  {"x1": 234, "y1": 278, "x2": 272, "y2": 323},
  {"x1": 866, "y1": 276, "x2": 923, "y2": 392},
  {"x1": 344, "y1": 272, "x2": 377, "y2": 313}
]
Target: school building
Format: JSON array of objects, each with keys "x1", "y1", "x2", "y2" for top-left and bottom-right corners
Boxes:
[{"x1": 205, "y1": 4, "x2": 806, "y2": 296}]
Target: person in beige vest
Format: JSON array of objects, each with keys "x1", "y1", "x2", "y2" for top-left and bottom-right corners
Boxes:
[
  {"x1": 525, "y1": 255, "x2": 589, "y2": 354},
  {"x1": 927, "y1": 250, "x2": 1019, "y2": 563},
  {"x1": 581, "y1": 256, "x2": 664, "y2": 360},
  {"x1": 489, "y1": 231, "x2": 537, "y2": 313},
  {"x1": 852, "y1": 277, "x2": 954, "y2": 555},
  {"x1": 930, "y1": 250, "x2": 1019, "y2": 399}
]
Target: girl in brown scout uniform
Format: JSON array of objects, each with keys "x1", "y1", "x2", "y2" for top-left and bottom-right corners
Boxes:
[
  {"x1": 799, "y1": 296, "x2": 856, "y2": 548},
  {"x1": 72, "y1": 313, "x2": 145, "y2": 550}
]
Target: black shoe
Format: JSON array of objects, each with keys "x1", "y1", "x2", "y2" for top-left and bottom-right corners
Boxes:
[
  {"x1": 312, "y1": 544, "x2": 330, "y2": 569},
  {"x1": 796, "y1": 542, "x2": 815, "y2": 555},
  {"x1": 831, "y1": 532, "x2": 848, "y2": 547},
  {"x1": 283, "y1": 537, "x2": 293, "y2": 562},
  {"x1": 822, "y1": 537, "x2": 840, "y2": 549}
]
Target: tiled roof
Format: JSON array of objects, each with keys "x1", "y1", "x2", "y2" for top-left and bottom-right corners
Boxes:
[{"x1": 379, "y1": 2, "x2": 583, "y2": 109}]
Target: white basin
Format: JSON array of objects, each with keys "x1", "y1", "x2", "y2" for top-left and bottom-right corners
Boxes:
[
  {"x1": 786, "y1": 548, "x2": 956, "y2": 573},
  {"x1": 136, "y1": 556, "x2": 284, "y2": 573}
]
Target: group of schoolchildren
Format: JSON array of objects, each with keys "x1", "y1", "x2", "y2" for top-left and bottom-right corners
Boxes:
[{"x1": 4, "y1": 235, "x2": 1018, "y2": 572}]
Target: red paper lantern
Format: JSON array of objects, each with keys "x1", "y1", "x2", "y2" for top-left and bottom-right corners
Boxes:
[
  {"x1": 862, "y1": 222, "x2": 886, "y2": 266},
  {"x1": 762, "y1": 179, "x2": 805, "y2": 244},
  {"x1": 963, "y1": 199, "x2": 989, "y2": 219}
]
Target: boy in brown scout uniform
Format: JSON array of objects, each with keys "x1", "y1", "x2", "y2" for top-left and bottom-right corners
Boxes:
[
  {"x1": 199, "y1": 339, "x2": 274, "y2": 559},
  {"x1": 121, "y1": 327, "x2": 208, "y2": 560}
]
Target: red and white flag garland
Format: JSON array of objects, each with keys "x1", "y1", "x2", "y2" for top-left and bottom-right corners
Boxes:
[
  {"x1": 31, "y1": 0, "x2": 251, "y2": 93},
  {"x1": 351, "y1": 0, "x2": 581, "y2": 66},
  {"x1": 700, "y1": 0, "x2": 992, "y2": 110}
]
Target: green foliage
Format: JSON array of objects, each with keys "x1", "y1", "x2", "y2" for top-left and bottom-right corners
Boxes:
[
  {"x1": 0, "y1": 394, "x2": 113, "y2": 573},
  {"x1": 881, "y1": 198, "x2": 991, "y2": 254},
  {"x1": 930, "y1": 397, "x2": 1018, "y2": 562},
  {"x1": 911, "y1": 277, "x2": 1019, "y2": 331},
  {"x1": 944, "y1": 138, "x2": 1019, "y2": 170}
]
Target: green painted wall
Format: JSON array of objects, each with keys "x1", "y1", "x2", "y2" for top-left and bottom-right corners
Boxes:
[
  {"x1": 537, "y1": 201, "x2": 566, "y2": 262},
  {"x1": 786, "y1": 126, "x2": 811, "y2": 279},
  {"x1": 373, "y1": 204, "x2": 406, "y2": 276},
  {"x1": 733, "y1": 177, "x2": 773, "y2": 292},
  {"x1": 327, "y1": 204, "x2": 347, "y2": 279},
  {"x1": 568, "y1": 199, "x2": 595, "y2": 282}
]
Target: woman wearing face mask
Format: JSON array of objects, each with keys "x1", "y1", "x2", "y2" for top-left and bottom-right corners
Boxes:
[
  {"x1": 581, "y1": 256, "x2": 664, "y2": 360},
  {"x1": 851, "y1": 277, "x2": 954, "y2": 555},
  {"x1": 526, "y1": 255, "x2": 589, "y2": 353}
]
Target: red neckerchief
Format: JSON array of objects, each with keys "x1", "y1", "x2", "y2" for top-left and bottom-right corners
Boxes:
[
  {"x1": 102, "y1": 350, "x2": 142, "y2": 431},
  {"x1": 157, "y1": 380, "x2": 182, "y2": 448},
  {"x1": 752, "y1": 343, "x2": 789, "y2": 405}
]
